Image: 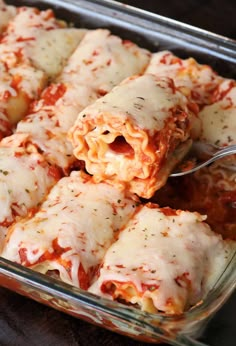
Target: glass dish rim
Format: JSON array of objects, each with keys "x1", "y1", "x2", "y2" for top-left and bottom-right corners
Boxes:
[
  {"x1": 28, "y1": 0, "x2": 236, "y2": 59},
  {"x1": 0, "y1": 250, "x2": 236, "y2": 323}
]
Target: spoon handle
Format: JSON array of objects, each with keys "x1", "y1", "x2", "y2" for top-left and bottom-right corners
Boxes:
[{"x1": 170, "y1": 144, "x2": 236, "y2": 177}]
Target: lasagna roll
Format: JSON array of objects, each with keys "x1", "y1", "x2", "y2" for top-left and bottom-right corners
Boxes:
[
  {"x1": 0, "y1": 6, "x2": 86, "y2": 131},
  {"x1": 169, "y1": 79, "x2": 236, "y2": 238},
  {"x1": 0, "y1": 6, "x2": 60, "y2": 129},
  {"x1": 2, "y1": 29, "x2": 150, "y2": 172},
  {"x1": 1, "y1": 171, "x2": 139, "y2": 289},
  {"x1": 2, "y1": 83, "x2": 98, "y2": 172},
  {"x1": 59, "y1": 29, "x2": 151, "y2": 95},
  {"x1": 199, "y1": 79, "x2": 236, "y2": 147},
  {"x1": 154, "y1": 79, "x2": 236, "y2": 238},
  {"x1": 0, "y1": 146, "x2": 60, "y2": 243},
  {"x1": 0, "y1": 6, "x2": 64, "y2": 69},
  {"x1": 198, "y1": 78, "x2": 236, "y2": 183},
  {"x1": 69, "y1": 74, "x2": 198, "y2": 198},
  {"x1": 90, "y1": 204, "x2": 235, "y2": 314},
  {"x1": 145, "y1": 50, "x2": 222, "y2": 107},
  {"x1": 0, "y1": 61, "x2": 47, "y2": 132}
]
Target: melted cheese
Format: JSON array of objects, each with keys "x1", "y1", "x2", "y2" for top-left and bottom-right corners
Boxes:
[
  {"x1": 70, "y1": 75, "x2": 195, "y2": 198},
  {"x1": 0, "y1": 6, "x2": 84, "y2": 81},
  {"x1": 199, "y1": 80, "x2": 236, "y2": 146},
  {"x1": 0, "y1": 8, "x2": 88, "y2": 134},
  {"x1": 0, "y1": 7, "x2": 63, "y2": 68},
  {"x1": 0, "y1": 147, "x2": 58, "y2": 235},
  {"x1": 145, "y1": 51, "x2": 222, "y2": 107},
  {"x1": 0, "y1": 7, "x2": 86, "y2": 80},
  {"x1": 0, "y1": 7, "x2": 66, "y2": 131},
  {"x1": 0, "y1": 3, "x2": 234, "y2": 318},
  {"x1": 28, "y1": 28, "x2": 88, "y2": 79},
  {"x1": 0, "y1": 61, "x2": 47, "y2": 128},
  {"x1": 4, "y1": 30, "x2": 151, "y2": 171},
  {"x1": 71, "y1": 75, "x2": 191, "y2": 131},
  {"x1": 60, "y1": 29, "x2": 151, "y2": 94},
  {"x1": 11, "y1": 83, "x2": 98, "y2": 171},
  {"x1": 0, "y1": 1, "x2": 16, "y2": 33},
  {"x1": 90, "y1": 204, "x2": 235, "y2": 314},
  {"x1": 1, "y1": 171, "x2": 139, "y2": 288}
]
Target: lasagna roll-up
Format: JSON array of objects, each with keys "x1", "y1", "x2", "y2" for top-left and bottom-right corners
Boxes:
[
  {"x1": 145, "y1": 50, "x2": 222, "y2": 107},
  {"x1": 3, "y1": 83, "x2": 98, "y2": 172},
  {"x1": 0, "y1": 61, "x2": 47, "y2": 136},
  {"x1": 70, "y1": 74, "x2": 198, "y2": 198},
  {"x1": 0, "y1": 6, "x2": 59, "y2": 132},
  {"x1": 2, "y1": 29, "x2": 150, "y2": 172},
  {"x1": 0, "y1": 6, "x2": 64, "y2": 69},
  {"x1": 154, "y1": 79, "x2": 236, "y2": 239},
  {"x1": 90, "y1": 204, "x2": 235, "y2": 314},
  {"x1": 59, "y1": 29, "x2": 151, "y2": 95},
  {"x1": 0, "y1": 6, "x2": 86, "y2": 133},
  {"x1": 0, "y1": 147, "x2": 60, "y2": 243},
  {"x1": 1, "y1": 171, "x2": 139, "y2": 289},
  {"x1": 199, "y1": 79, "x2": 236, "y2": 148},
  {"x1": 197, "y1": 78, "x2": 236, "y2": 188},
  {"x1": 0, "y1": 6, "x2": 86, "y2": 78},
  {"x1": 180, "y1": 79, "x2": 236, "y2": 238}
]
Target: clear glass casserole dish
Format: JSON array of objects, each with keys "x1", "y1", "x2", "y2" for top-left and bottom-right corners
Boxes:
[{"x1": 1, "y1": 1, "x2": 236, "y2": 345}]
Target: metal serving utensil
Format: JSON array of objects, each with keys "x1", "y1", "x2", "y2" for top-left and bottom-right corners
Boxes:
[{"x1": 170, "y1": 142, "x2": 236, "y2": 177}]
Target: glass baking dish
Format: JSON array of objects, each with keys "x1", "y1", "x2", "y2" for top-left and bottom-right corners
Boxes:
[{"x1": 1, "y1": 1, "x2": 236, "y2": 345}]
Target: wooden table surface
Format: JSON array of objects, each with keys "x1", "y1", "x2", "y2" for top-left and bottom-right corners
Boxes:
[{"x1": 0, "y1": 1, "x2": 235, "y2": 346}]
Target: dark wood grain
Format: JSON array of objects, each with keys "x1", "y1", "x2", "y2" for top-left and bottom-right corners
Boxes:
[{"x1": 0, "y1": 1, "x2": 235, "y2": 346}]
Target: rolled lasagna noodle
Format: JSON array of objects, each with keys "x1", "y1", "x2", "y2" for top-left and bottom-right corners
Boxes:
[
  {"x1": 199, "y1": 79, "x2": 236, "y2": 147},
  {"x1": 89, "y1": 204, "x2": 235, "y2": 314},
  {"x1": 2, "y1": 83, "x2": 98, "y2": 172},
  {"x1": 59, "y1": 29, "x2": 151, "y2": 95},
  {"x1": 0, "y1": 146, "x2": 60, "y2": 244},
  {"x1": 0, "y1": 0, "x2": 16, "y2": 34},
  {"x1": 0, "y1": 6, "x2": 64, "y2": 69},
  {"x1": 0, "y1": 61, "x2": 47, "y2": 134},
  {"x1": 183, "y1": 79, "x2": 236, "y2": 238},
  {"x1": 2, "y1": 29, "x2": 150, "y2": 172},
  {"x1": 70, "y1": 74, "x2": 197, "y2": 198},
  {"x1": 1, "y1": 171, "x2": 139, "y2": 289},
  {"x1": 28, "y1": 28, "x2": 88, "y2": 80},
  {"x1": 0, "y1": 7, "x2": 86, "y2": 132},
  {"x1": 198, "y1": 79, "x2": 236, "y2": 168},
  {"x1": 154, "y1": 78, "x2": 236, "y2": 237},
  {"x1": 0, "y1": 7, "x2": 59, "y2": 129},
  {"x1": 145, "y1": 50, "x2": 222, "y2": 107}
]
